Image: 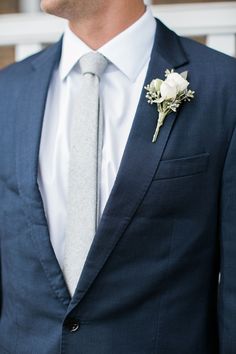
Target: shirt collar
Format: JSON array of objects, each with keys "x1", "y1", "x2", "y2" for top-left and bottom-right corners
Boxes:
[{"x1": 59, "y1": 6, "x2": 156, "y2": 82}]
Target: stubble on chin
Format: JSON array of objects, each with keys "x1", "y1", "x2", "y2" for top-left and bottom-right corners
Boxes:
[
  {"x1": 41, "y1": 0, "x2": 106, "y2": 20},
  {"x1": 40, "y1": 0, "x2": 75, "y2": 19}
]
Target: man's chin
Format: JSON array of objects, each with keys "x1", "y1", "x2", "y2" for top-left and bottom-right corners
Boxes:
[{"x1": 40, "y1": 0, "x2": 67, "y2": 17}]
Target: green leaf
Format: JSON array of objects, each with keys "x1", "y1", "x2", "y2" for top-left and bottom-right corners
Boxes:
[
  {"x1": 156, "y1": 97, "x2": 165, "y2": 104},
  {"x1": 180, "y1": 71, "x2": 188, "y2": 80}
]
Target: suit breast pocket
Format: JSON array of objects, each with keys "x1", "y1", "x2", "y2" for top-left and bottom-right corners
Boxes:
[
  {"x1": 153, "y1": 152, "x2": 210, "y2": 180},
  {"x1": 136, "y1": 152, "x2": 210, "y2": 219}
]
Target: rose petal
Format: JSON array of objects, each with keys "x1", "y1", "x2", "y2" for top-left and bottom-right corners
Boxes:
[
  {"x1": 160, "y1": 81, "x2": 177, "y2": 100},
  {"x1": 166, "y1": 72, "x2": 189, "y2": 92},
  {"x1": 150, "y1": 79, "x2": 163, "y2": 93}
]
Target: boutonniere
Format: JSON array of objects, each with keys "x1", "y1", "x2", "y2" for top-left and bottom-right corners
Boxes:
[{"x1": 145, "y1": 69, "x2": 195, "y2": 143}]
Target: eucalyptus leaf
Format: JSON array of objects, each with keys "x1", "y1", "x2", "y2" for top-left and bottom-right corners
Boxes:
[{"x1": 180, "y1": 71, "x2": 188, "y2": 80}]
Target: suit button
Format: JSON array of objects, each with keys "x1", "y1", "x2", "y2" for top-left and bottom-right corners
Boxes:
[
  {"x1": 70, "y1": 322, "x2": 80, "y2": 332},
  {"x1": 65, "y1": 318, "x2": 80, "y2": 332}
]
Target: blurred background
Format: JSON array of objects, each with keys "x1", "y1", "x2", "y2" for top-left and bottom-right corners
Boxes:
[{"x1": 0, "y1": 0, "x2": 235, "y2": 68}]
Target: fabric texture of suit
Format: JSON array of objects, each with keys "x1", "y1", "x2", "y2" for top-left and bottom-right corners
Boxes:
[{"x1": 0, "y1": 19, "x2": 236, "y2": 354}]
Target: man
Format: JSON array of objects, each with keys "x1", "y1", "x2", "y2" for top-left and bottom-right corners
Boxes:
[{"x1": 0, "y1": 0, "x2": 236, "y2": 352}]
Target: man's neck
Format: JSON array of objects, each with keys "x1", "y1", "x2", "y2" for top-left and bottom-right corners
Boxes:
[{"x1": 69, "y1": 2, "x2": 146, "y2": 50}]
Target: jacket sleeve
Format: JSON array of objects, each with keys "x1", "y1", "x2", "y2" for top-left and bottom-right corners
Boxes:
[{"x1": 218, "y1": 122, "x2": 236, "y2": 353}]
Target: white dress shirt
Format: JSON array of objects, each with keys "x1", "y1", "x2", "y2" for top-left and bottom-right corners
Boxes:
[{"x1": 37, "y1": 7, "x2": 156, "y2": 269}]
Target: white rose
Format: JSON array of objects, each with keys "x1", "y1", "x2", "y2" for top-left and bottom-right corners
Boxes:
[
  {"x1": 149, "y1": 78, "x2": 163, "y2": 93},
  {"x1": 160, "y1": 79, "x2": 178, "y2": 100},
  {"x1": 166, "y1": 72, "x2": 189, "y2": 92}
]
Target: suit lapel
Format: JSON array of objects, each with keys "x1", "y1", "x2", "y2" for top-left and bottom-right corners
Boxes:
[
  {"x1": 68, "y1": 20, "x2": 189, "y2": 311},
  {"x1": 15, "y1": 39, "x2": 71, "y2": 307},
  {"x1": 15, "y1": 20, "x2": 189, "y2": 311}
]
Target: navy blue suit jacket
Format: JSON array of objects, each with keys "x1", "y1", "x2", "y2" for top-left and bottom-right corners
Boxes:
[{"x1": 0, "y1": 19, "x2": 236, "y2": 354}]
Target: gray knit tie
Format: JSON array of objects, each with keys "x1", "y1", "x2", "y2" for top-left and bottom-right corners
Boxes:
[{"x1": 64, "y1": 52, "x2": 108, "y2": 295}]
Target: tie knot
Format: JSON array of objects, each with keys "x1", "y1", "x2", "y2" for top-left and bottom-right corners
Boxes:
[{"x1": 79, "y1": 52, "x2": 108, "y2": 78}]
